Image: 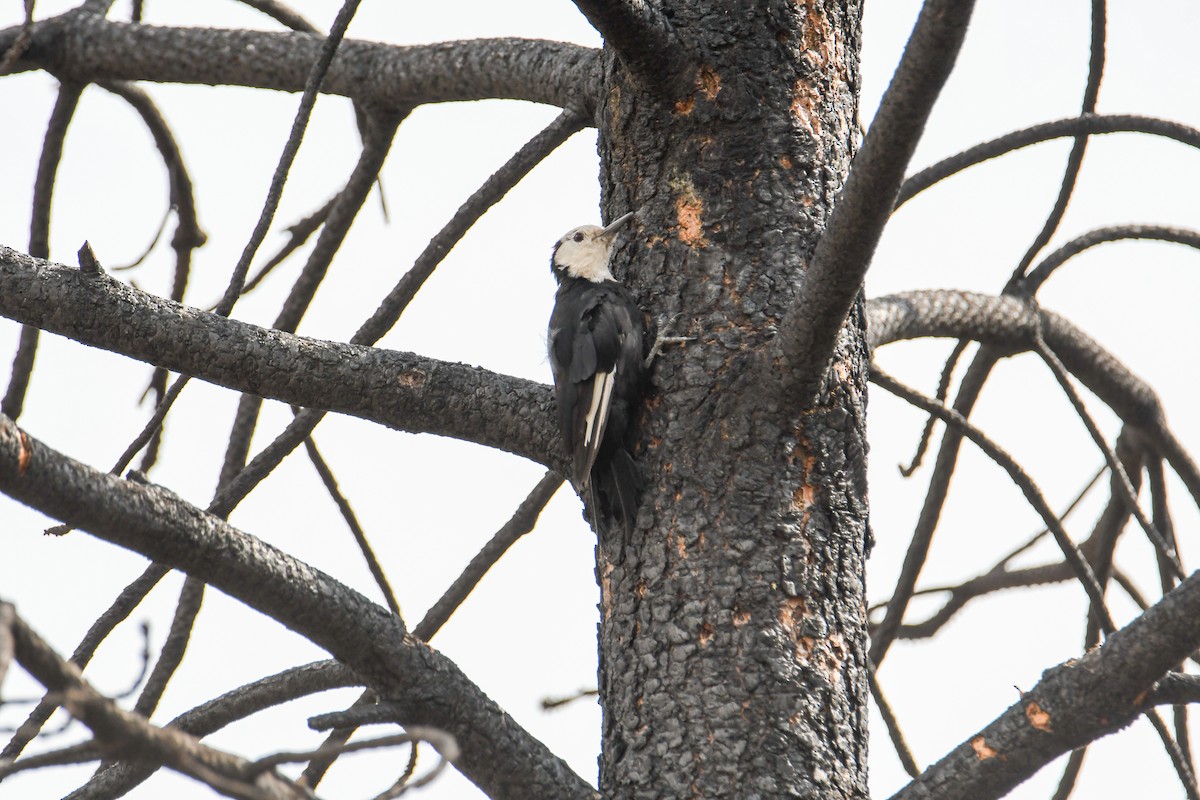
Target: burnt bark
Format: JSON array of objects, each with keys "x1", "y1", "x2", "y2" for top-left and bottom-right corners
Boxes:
[{"x1": 594, "y1": 2, "x2": 869, "y2": 796}]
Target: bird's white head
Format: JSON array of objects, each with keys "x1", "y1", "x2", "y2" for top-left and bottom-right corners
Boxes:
[{"x1": 551, "y1": 211, "x2": 635, "y2": 283}]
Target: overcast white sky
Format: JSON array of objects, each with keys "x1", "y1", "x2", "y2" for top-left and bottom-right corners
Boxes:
[{"x1": 2, "y1": 2, "x2": 1200, "y2": 798}]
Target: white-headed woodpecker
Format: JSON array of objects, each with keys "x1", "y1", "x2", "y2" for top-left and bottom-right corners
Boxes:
[{"x1": 548, "y1": 211, "x2": 644, "y2": 541}]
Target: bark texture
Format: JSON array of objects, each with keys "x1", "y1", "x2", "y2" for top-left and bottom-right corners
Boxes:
[{"x1": 593, "y1": 2, "x2": 869, "y2": 796}]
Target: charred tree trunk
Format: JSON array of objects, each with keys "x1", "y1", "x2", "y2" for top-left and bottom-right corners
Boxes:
[{"x1": 595, "y1": 2, "x2": 869, "y2": 797}]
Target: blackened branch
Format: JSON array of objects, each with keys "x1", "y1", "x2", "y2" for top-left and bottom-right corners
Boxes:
[
  {"x1": 0, "y1": 420, "x2": 594, "y2": 800},
  {"x1": 769, "y1": 0, "x2": 977, "y2": 406},
  {"x1": 889, "y1": 556, "x2": 1200, "y2": 799},
  {"x1": 0, "y1": 247, "x2": 559, "y2": 470},
  {"x1": 897, "y1": 114, "x2": 1200, "y2": 209}
]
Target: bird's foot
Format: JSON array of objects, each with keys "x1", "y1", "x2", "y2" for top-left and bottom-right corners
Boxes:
[{"x1": 645, "y1": 313, "x2": 695, "y2": 368}]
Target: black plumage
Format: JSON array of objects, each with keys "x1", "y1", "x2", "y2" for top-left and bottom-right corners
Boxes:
[{"x1": 547, "y1": 215, "x2": 644, "y2": 544}]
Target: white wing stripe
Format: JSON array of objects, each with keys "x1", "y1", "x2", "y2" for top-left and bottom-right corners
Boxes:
[{"x1": 584, "y1": 370, "x2": 615, "y2": 449}]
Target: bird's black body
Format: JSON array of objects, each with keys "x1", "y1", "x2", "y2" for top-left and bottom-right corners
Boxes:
[{"x1": 547, "y1": 216, "x2": 644, "y2": 543}]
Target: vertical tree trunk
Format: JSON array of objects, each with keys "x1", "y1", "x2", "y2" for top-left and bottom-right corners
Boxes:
[{"x1": 596, "y1": 1, "x2": 869, "y2": 796}]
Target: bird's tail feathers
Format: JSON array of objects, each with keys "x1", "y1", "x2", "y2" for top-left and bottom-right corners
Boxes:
[{"x1": 590, "y1": 450, "x2": 641, "y2": 560}]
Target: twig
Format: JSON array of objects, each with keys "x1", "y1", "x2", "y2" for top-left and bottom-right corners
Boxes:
[
  {"x1": 1024, "y1": 224, "x2": 1200, "y2": 291},
  {"x1": 302, "y1": 433, "x2": 401, "y2": 617},
  {"x1": 1007, "y1": 0, "x2": 1105, "y2": 284},
  {"x1": 302, "y1": 471, "x2": 561, "y2": 787},
  {"x1": 2, "y1": 81, "x2": 83, "y2": 420},
  {"x1": 3, "y1": 602, "x2": 308, "y2": 800},
  {"x1": 871, "y1": 349, "x2": 1000, "y2": 666},
  {"x1": 237, "y1": 196, "x2": 336, "y2": 300},
  {"x1": 868, "y1": 661, "x2": 921, "y2": 778},
  {"x1": 1, "y1": 564, "x2": 168, "y2": 760},
  {"x1": 97, "y1": 0, "x2": 367, "y2": 483},
  {"x1": 1145, "y1": 709, "x2": 1200, "y2": 800},
  {"x1": 0, "y1": 740, "x2": 103, "y2": 779},
  {"x1": 209, "y1": 111, "x2": 582, "y2": 519},
  {"x1": 1032, "y1": 332, "x2": 1184, "y2": 579},
  {"x1": 897, "y1": 114, "x2": 1200, "y2": 208},
  {"x1": 899, "y1": 339, "x2": 969, "y2": 477},
  {"x1": 132, "y1": 577, "x2": 204, "y2": 718},
  {"x1": 414, "y1": 471, "x2": 562, "y2": 640},
  {"x1": 870, "y1": 367, "x2": 1115, "y2": 633},
  {"x1": 235, "y1": 0, "x2": 317, "y2": 32},
  {"x1": 74, "y1": 660, "x2": 359, "y2": 798},
  {"x1": 1050, "y1": 748, "x2": 1086, "y2": 800},
  {"x1": 889, "y1": 567, "x2": 1200, "y2": 799}
]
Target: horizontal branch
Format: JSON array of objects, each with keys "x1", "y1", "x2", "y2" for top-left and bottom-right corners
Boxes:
[
  {"x1": 0, "y1": 417, "x2": 593, "y2": 800},
  {"x1": 891, "y1": 565, "x2": 1200, "y2": 800},
  {"x1": 0, "y1": 245, "x2": 561, "y2": 471},
  {"x1": 867, "y1": 290, "x2": 1163, "y2": 430},
  {"x1": 3, "y1": 10, "x2": 601, "y2": 117}
]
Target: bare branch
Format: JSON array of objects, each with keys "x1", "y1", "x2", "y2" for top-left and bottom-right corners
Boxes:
[
  {"x1": 1145, "y1": 709, "x2": 1200, "y2": 800},
  {"x1": 897, "y1": 114, "x2": 1200, "y2": 208},
  {"x1": 132, "y1": 577, "x2": 204, "y2": 719},
  {"x1": 235, "y1": 0, "x2": 318, "y2": 33},
  {"x1": 1033, "y1": 334, "x2": 1183, "y2": 579},
  {"x1": 868, "y1": 290, "x2": 1200, "y2": 512},
  {"x1": 872, "y1": 347, "x2": 999, "y2": 666},
  {"x1": 3, "y1": 80, "x2": 83, "y2": 420},
  {"x1": 206, "y1": 109, "x2": 583, "y2": 516},
  {"x1": 2, "y1": 603, "x2": 307, "y2": 800},
  {"x1": 302, "y1": 433, "x2": 401, "y2": 617},
  {"x1": 0, "y1": 247, "x2": 560, "y2": 470},
  {"x1": 1024, "y1": 224, "x2": 1200, "y2": 291},
  {"x1": 1007, "y1": 0, "x2": 1105, "y2": 282},
  {"x1": 2, "y1": 564, "x2": 169, "y2": 761},
  {"x1": 1149, "y1": 674, "x2": 1200, "y2": 708},
  {"x1": 870, "y1": 368, "x2": 1115, "y2": 654},
  {"x1": 74, "y1": 660, "x2": 359, "y2": 799},
  {"x1": 414, "y1": 471, "x2": 563, "y2": 640},
  {"x1": 869, "y1": 661, "x2": 921, "y2": 779},
  {"x1": 1, "y1": 12, "x2": 602, "y2": 117},
  {"x1": 767, "y1": 0, "x2": 976, "y2": 405},
  {"x1": 301, "y1": 470, "x2": 563, "y2": 787},
  {"x1": 0, "y1": 418, "x2": 593, "y2": 800},
  {"x1": 890, "y1": 566, "x2": 1200, "y2": 800}
]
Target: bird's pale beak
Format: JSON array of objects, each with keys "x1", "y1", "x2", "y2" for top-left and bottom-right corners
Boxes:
[{"x1": 599, "y1": 211, "x2": 636, "y2": 238}]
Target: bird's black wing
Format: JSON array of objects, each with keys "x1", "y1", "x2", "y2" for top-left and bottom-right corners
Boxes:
[{"x1": 549, "y1": 283, "x2": 639, "y2": 487}]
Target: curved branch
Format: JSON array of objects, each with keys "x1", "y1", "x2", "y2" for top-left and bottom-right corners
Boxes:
[
  {"x1": 867, "y1": 290, "x2": 1162, "y2": 427},
  {"x1": 1024, "y1": 224, "x2": 1200, "y2": 291},
  {"x1": 2, "y1": 81, "x2": 83, "y2": 421},
  {"x1": 868, "y1": 289, "x2": 1200, "y2": 555},
  {"x1": 3, "y1": 12, "x2": 602, "y2": 117},
  {"x1": 0, "y1": 417, "x2": 593, "y2": 800},
  {"x1": 898, "y1": 114, "x2": 1200, "y2": 208},
  {"x1": 767, "y1": 0, "x2": 976, "y2": 405},
  {"x1": 0, "y1": 246, "x2": 560, "y2": 470},
  {"x1": 1007, "y1": 0, "x2": 1105, "y2": 282},
  {"x1": 891, "y1": 564, "x2": 1200, "y2": 800}
]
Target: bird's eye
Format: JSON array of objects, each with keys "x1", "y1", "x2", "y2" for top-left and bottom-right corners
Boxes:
[{"x1": 573, "y1": 232, "x2": 585, "y2": 242}]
